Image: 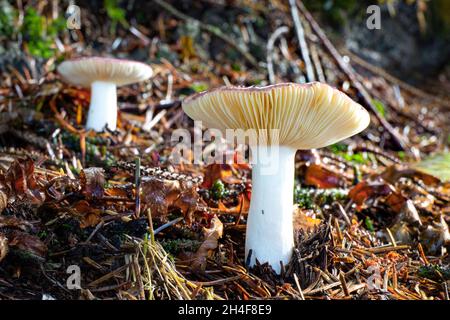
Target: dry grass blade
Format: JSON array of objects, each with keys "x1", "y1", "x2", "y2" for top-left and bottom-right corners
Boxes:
[{"x1": 134, "y1": 235, "x2": 222, "y2": 300}]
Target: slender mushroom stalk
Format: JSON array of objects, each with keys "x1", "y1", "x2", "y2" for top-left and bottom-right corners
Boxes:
[
  {"x1": 57, "y1": 57, "x2": 153, "y2": 132},
  {"x1": 182, "y1": 82, "x2": 370, "y2": 274},
  {"x1": 87, "y1": 81, "x2": 118, "y2": 131},
  {"x1": 246, "y1": 145, "x2": 296, "y2": 269}
]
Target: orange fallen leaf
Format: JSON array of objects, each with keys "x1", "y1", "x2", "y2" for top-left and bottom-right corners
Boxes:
[{"x1": 305, "y1": 163, "x2": 346, "y2": 189}]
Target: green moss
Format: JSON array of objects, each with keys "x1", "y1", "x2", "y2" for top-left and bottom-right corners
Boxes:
[
  {"x1": 329, "y1": 142, "x2": 348, "y2": 153},
  {"x1": 364, "y1": 216, "x2": 375, "y2": 232},
  {"x1": 210, "y1": 179, "x2": 225, "y2": 200},
  {"x1": 160, "y1": 239, "x2": 201, "y2": 255},
  {"x1": 294, "y1": 186, "x2": 348, "y2": 210},
  {"x1": 397, "y1": 151, "x2": 406, "y2": 161},
  {"x1": 21, "y1": 8, "x2": 66, "y2": 59},
  {"x1": 190, "y1": 82, "x2": 209, "y2": 93},
  {"x1": 60, "y1": 131, "x2": 116, "y2": 166},
  {"x1": 418, "y1": 264, "x2": 450, "y2": 281},
  {"x1": 0, "y1": 1, "x2": 17, "y2": 38},
  {"x1": 329, "y1": 143, "x2": 369, "y2": 164},
  {"x1": 372, "y1": 99, "x2": 387, "y2": 118},
  {"x1": 104, "y1": 0, "x2": 128, "y2": 28}
]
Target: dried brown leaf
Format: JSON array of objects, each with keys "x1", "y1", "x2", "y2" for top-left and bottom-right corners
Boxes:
[
  {"x1": 190, "y1": 216, "x2": 223, "y2": 271},
  {"x1": 0, "y1": 157, "x2": 44, "y2": 205},
  {"x1": 72, "y1": 200, "x2": 102, "y2": 228},
  {"x1": 305, "y1": 163, "x2": 347, "y2": 188},
  {"x1": 202, "y1": 164, "x2": 242, "y2": 189},
  {"x1": 80, "y1": 167, "x2": 106, "y2": 199},
  {"x1": 419, "y1": 215, "x2": 450, "y2": 255},
  {"x1": 8, "y1": 230, "x2": 47, "y2": 261},
  {"x1": 349, "y1": 180, "x2": 395, "y2": 211},
  {"x1": 293, "y1": 206, "x2": 321, "y2": 232},
  {"x1": 141, "y1": 176, "x2": 207, "y2": 224},
  {"x1": 0, "y1": 216, "x2": 33, "y2": 231}
]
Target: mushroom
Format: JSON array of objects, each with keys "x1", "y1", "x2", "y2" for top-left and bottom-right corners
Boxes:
[
  {"x1": 182, "y1": 82, "x2": 370, "y2": 273},
  {"x1": 57, "y1": 57, "x2": 153, "y2": 132}
]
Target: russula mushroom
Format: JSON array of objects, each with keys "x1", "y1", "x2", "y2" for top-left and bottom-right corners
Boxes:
[
  {"x1": 57, "y1": 57, "x2": 153, "y2": 132},
  {"x1": 182, "y1": 82, "x2": 370, "y2": 273}
]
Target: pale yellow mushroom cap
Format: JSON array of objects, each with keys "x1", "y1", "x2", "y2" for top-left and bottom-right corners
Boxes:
[
  {"x1": 57, "y1": 57, "x2": 153, "y2": 87},
  {"x1": 182, "y1": 82, "x2": 370, "y2": 150}
]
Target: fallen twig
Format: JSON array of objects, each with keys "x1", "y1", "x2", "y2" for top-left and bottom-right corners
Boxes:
[
  {"x1": 297, "y1": 0, "x2": 410, "y2": 152},
  {"x1": 289, "y1": 0, "x2": 315, "y2": 82}
]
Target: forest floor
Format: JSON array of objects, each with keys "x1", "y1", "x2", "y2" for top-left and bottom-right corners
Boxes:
[{"x1": 0, "y1": 0, "x2": 449, "y2": 300}]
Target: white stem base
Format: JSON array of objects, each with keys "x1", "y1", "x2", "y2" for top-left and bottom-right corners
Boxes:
[
  {"x1": 86, "y1": 81, "x2": 117, "y2": 132},
  {"x1": 245, "y1": 145, "x2": 296, "y2": 274}
]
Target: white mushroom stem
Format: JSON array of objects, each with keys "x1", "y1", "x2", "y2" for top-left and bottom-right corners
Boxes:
[
  {"x1": 86, "y1": 81, "x2": 118, "y2": 132},
  {"x1": 245, "y1": 145, "x2": 296, "y2": 274}
]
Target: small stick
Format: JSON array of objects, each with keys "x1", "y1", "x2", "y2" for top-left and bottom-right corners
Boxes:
[
  {"x1": 133, "y1": 255, "x2": 146, "y2": 300},
  {"x1": 147, "y1": 208, "x2": 155, "y2": 244},
  {"x1": 310, "y1": 43, "x2": 325, "y2": 82},
  {"x1": 443, "y1": 281, "x2": 449, "y2": 300},
  {"x1": 289, "y1": 0, "x2": 315, "y2": 82},
  {"x1": 134, "y1": 157, "x2": 141, "y2": 218},
  {"x1": 87, "y1": 264, "x2": 131, "y2": 288},
  {"x1": 267, "y1": 26, "x2": 289, "y2": 84},
  {"x1": 341, "y1": 47, "x2": 450, "y2": 108},
  {"x1": 154, "y1": 216, "x2": 184, "y2": 235},
  {"x1": 417, "y1": 243, "x2": 429, "y2": 265},
  {"x1": 83, "y1": 220, "x2": 105, "y2": 243},
  {"x1": 339, "y1": 272, "x2": 350, "y2": 297},
  {"x1": 297, "y1": 0, "x2": 409, "y2": 152},
  {"x1": 392, "y1": 264, "x2": 398, "y2": 291},
  {"x1": 367, "y1": 244, "x2": 409, "y2": 254},
  {"x1": 386, "y1": 228, "x2": 397, "y2": 247},
  {"x1": 336, "y1": 202, "x2": 351, "y2": 226},
  {"x1": 334, "y1": 217, "x2": 343, "y2": 244},
  {"x1": 293, "y1": 273, "x2": 305, "y2": 300}
]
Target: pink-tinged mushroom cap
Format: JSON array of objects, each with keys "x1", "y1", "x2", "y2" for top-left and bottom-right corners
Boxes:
[{"x1": 57, "y1": 57, "x2": 153, "y2": 87}]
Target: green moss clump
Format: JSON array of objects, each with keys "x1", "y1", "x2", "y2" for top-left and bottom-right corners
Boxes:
[
  {"x1": 210, "y1": 179, "x2": 226, "y2": 200},
  {"x1": 294, "y1": 186, "x2": 348, "y2": 210},
  {"x1": 418, "y1": 264, "x2": 450, "y2": 281}
]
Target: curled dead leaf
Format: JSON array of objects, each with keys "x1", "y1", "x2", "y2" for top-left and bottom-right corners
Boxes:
[
  {"x1": 7, "y1": 230, "x2": 47, "y2": 262},
  {"x1": 293, "y1": 205, "x2": 321, "y2": 232},
  {"x1": 80, "y1": 167, "x2": 106, "y2": 199},
  {"x1": 176, "y1": 215, "x2": 222, "y2": 271},
  {"x1": 0, "y1": 215, "x2": 33, "y2": 231},
  {"x1": 189, "y1": 216, "x2": 223, "y2": 271},
  {"x1": 382, "y1": 165, "x2": 441, "y2": 186},
  {"x1": 72, "y1": 200, "x2": 102, "y2": 228},
  {"x1": 0, "y1": 157, "x2": 44, "y2": 205},
  {"x1": 141, "y1": 175, "x2": 207, "y2": 224},
  {"x1": 217, "y1": 193, "x2": 250, "y2": 214},
  {"x1": 419, "y1": 215, "x2": 450, "y2": 255},
  {"x1": 348, "y1": 180, "x2": 395, "y2": 211}
]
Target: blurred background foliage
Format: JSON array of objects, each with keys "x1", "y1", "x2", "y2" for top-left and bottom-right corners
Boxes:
[{"x1": 0, "y1": 0, "x2": 448, "y2": 82}]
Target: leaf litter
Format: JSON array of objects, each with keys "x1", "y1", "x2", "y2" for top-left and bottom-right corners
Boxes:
[{"x1": 0, "y1": 0, "x2": 449, "y2": 300}]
